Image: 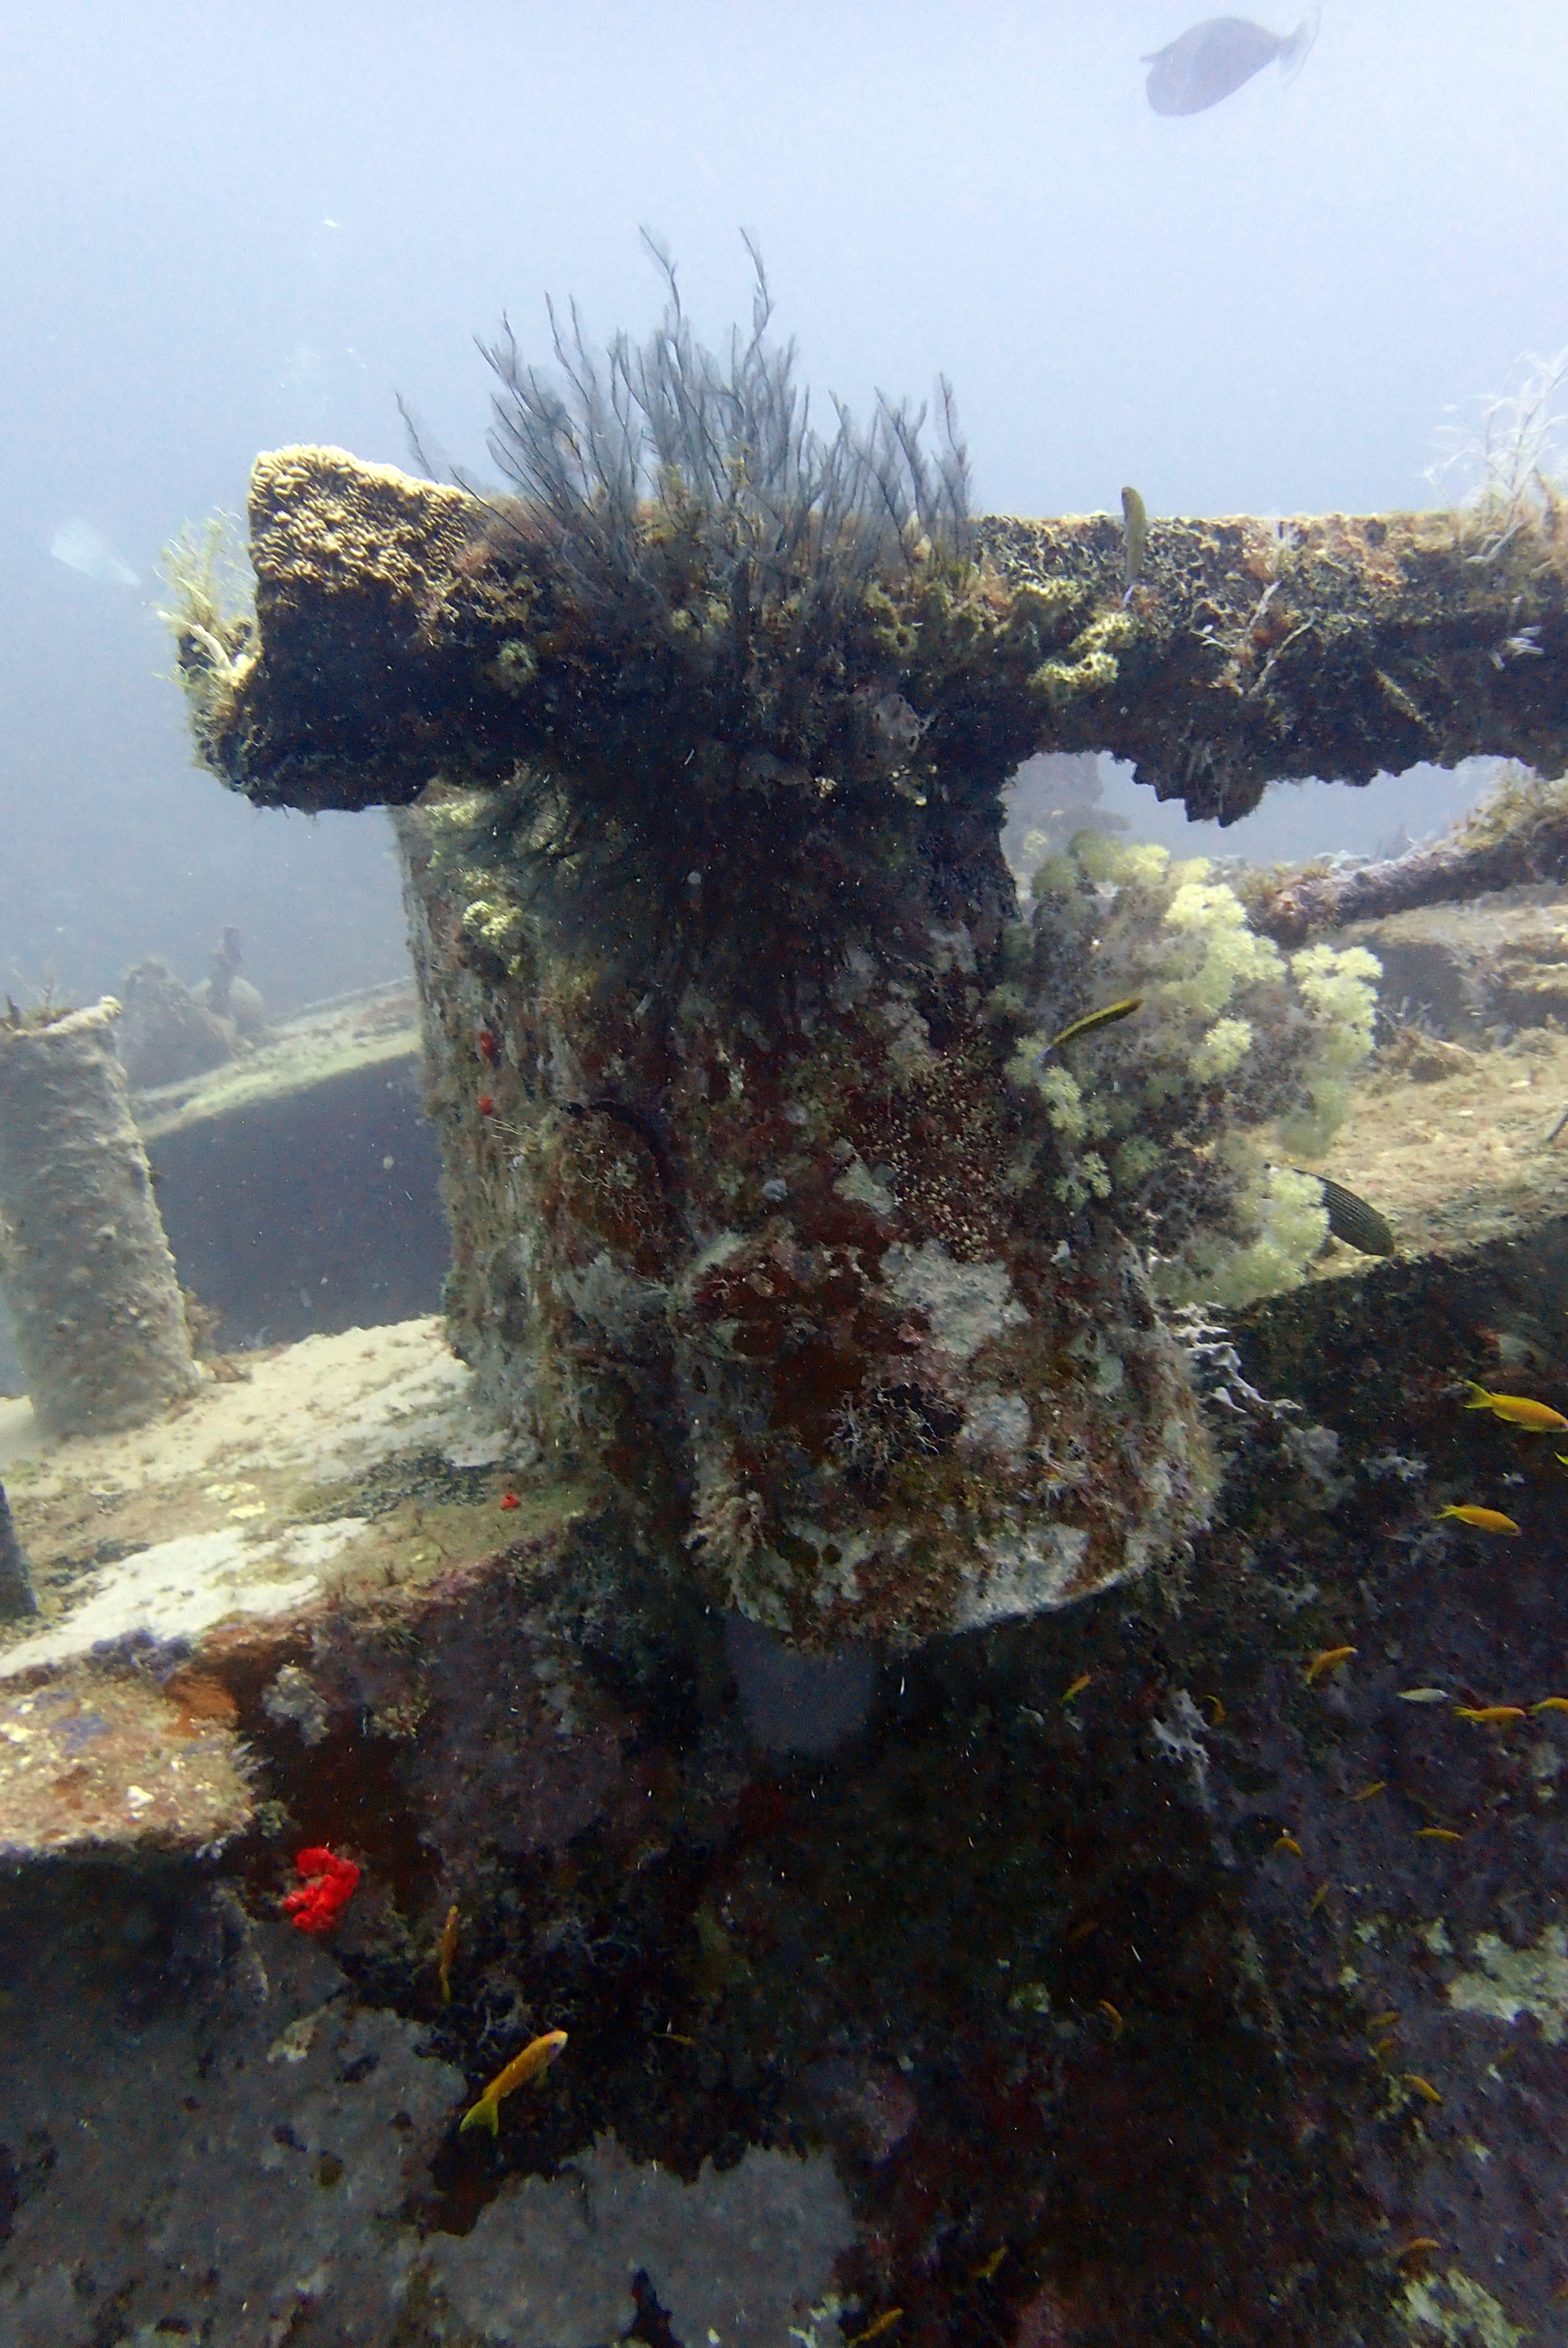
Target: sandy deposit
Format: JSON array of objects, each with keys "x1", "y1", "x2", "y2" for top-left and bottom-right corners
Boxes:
[{"x1": 0, "y1": 1317, "x2": 523, "y2": 1678}]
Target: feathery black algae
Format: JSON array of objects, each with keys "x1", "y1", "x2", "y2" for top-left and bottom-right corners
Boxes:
[{"x1": 422, "y1": 237, "x2": 978, "y2": 986}]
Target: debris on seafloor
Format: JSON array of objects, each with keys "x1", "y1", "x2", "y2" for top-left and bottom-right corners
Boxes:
[
  {"x1": 118, "y1": 958, "x2": 238, "y2": 1089},
  {"x1": 1243, "y1": 767, "x2": 1568, "y2": 947},
  {"x1": 116, "y1": 929, "x2": 268, "y2": 1092},
  {"x1": 0, "y1": 996, "x2": 203, "y2": 1435}
]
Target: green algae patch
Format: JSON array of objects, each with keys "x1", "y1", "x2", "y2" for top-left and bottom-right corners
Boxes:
[
  {"x1": 1401, "y1": 2267, "x2": 1530, "y2": 2346},
  {"x1": 1447, "y1": 1924, "x2": 1568, "y2": 2041}
]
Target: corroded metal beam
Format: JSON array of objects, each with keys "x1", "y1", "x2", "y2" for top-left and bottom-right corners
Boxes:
[{"x1": 182, "y1": 446, "x2": 1568, "y2": 824}]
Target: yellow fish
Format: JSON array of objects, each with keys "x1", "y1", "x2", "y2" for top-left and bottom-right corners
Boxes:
[
  {"x1": 437, "y1": 1904, "x2": 460, "y2": 2005},
  {"x1": 459, "y1": 2029, "x2": 568, "y2": 2135},
  {"x1": 1464, "y1": 1382, "x2": 1568, "y2": 1433},
  {"x1": 1454, "y1": 1704, "x2": 1526, "y2": 1725},
  {"x1": 1038, "y1": 997, "x2": 1143, "y2": 1056},
  {"x1": 846, "y1": 2313, "x2": 904, "y2": 2348},
  {"x1": 1436, "y1": 1504, "x2": 1521, "y2": 1535},
  {"x1": 1305, "y1": 1645, "x2": 1356, "y2": 1685}
]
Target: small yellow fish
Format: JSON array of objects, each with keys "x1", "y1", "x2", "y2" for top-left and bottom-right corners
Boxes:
[
  {"x1": 1200, "y1": 1693, "x2": 1226, "y2": 1725},
  {"x1": 1062, "y1": 1671, "x2": 1093, "y2": 1704},
  {"x1": 1098, "y1": 1997, "x2": 1125, "y2": 2038},
  {"x1": 1274, "y1": 1832, "x2": 1303, "y2": 1857},
  {"x1": 1305, "y1": 1645, "x2": 1356, "y2": 1685},
  {"x1": 1396, "y1": 2238, "x2": 1441, "y2": 2264},
  {"x1": 1436, "y1": 1504, "x2": 1521, "y2": 1535},
  {"x1": 1306, "y1": 1881, "x2": 1331, "y2": 1916},
  {"x1": 1455, "y1": 1704, "x2": 1526, "y2": 1725},
  {"x1": 971, "y1": 2245, "x2": 1009, "y2": 2282},
  {"x1": 1038, "y1": 997, "x2": 1144, "y2": 1058},
  {"x1": 458, "y1": 2029, "x2": 568, "y2": 2135},
  {"x1": 437, "y1": 1904, "x2": 459, "y2": 2005},
  {"x1": 846, "y1": 2313, "x2": 904, "y2": 2348},
  {"x1": 1403, "y1": 2074, "x2": 1443, "y2": 2106},
  {"x1": 1415, "y1": 1826, "x2": 1462, "y2": 1843},
  {"x1": 1349, "y1": 1780, "x2": 1387, "y2": 1803},
  {"x1": 1397, "y1": 1688, "x2": 1450, "y2": 1705},
  {"x1": 1464, "y1": 1382, "x2": 1568, "y2": 1433},
  {"x1": 1121, "y1": 485, "x2": 1149, "y2": 589},
  {"x1": 1534, "y1": 1697, "x2": 1568, "y2": 1714}
]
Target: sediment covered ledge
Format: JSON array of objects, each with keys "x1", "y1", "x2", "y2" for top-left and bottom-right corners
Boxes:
[{"x1": 181, "y1": 445, "x2": 1568, "y2": 823}]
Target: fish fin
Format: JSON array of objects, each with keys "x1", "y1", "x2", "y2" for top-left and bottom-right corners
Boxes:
[
  {"x1": 1280, "y1": 6, "x2": 1321, "y2": 82},
  {"x1": 459, "y1": 2098, "x2": 498, "y2": 2135},
  {"x1": 1462, "y1": 1383, "x2": 1494, "y2": 1409}
]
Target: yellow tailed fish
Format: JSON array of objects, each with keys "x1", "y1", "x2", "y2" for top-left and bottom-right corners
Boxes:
[
  {"x1": 1436, "y1": 1504, "x2": 1521, "y2": 1535},
  {"x1": 1464, "y1": 1382, "x2": 1568, "y2": 1434},
  {"x1": 459, "y1": 2029, "x2": 568, "y2": 2135}
]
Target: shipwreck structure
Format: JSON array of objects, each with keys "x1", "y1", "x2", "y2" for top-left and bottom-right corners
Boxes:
[
  {"x1": 167, "y1": 350, "x2": 1568, "y2": 1646},
  {"x1": 0, "y1": 998, "x2": 203, "y2": 1438}
]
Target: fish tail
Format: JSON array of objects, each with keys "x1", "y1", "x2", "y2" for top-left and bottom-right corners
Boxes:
[
  {"x1": 1281, "y1": 5, "x2": 1321, "y2": 82},
  {"x1": 1462, "y1": 1383, "x2": 1494, "y2": 1410},
  {"x1": 459, "y1": 2098, "x2": 499, "y2": 2135}
]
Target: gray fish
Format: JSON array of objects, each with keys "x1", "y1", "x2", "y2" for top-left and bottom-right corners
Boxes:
[
  {"x1": 1296, "y1": 1170, "x2": 1396, "y2": 1258},
  {"x1": 1143, "y1": 13, "x2": 1319, "y2": 115}
]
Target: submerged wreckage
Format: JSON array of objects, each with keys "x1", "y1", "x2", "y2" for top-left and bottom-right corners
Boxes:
[
  {"x1": 7, "y1": 293, "x2": 1568, "y2": 2344},
  {"x1": 162, "y1": 330, "x2": 1568, "y2": 1649}
]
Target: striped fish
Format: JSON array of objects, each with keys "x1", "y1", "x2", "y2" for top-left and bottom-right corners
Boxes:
[{"x1": 1296, "y1": 1171, "x2": 1395, "y2": 1257}]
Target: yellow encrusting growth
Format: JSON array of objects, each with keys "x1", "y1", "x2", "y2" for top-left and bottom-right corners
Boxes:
[{"x1": 1017, "y1": 832, "x2": 1378, "y2": 1306}]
